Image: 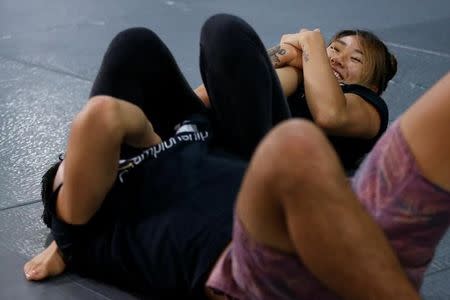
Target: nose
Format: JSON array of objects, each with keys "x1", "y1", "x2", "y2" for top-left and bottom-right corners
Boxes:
[{"x1": 330, "y1": 54, "x2": 343, "y2": 66}]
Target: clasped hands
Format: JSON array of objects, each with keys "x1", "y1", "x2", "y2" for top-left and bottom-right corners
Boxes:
[{"x1": 278, "y1": 28, "x2": 322, "y2": 69}]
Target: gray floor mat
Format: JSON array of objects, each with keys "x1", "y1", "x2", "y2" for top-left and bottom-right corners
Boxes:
[{"x1": 1, "y1": 0, "x2": 449, "y2": 298}]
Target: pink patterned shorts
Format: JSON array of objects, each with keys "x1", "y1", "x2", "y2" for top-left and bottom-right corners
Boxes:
[{"x1": 207, "y1": 120, "x2": 450, "y2": 299}]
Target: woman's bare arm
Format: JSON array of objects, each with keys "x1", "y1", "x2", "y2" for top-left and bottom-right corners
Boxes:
[
  {"x1": 275, "y1": 66, "x2": 303, "y2": 97},
  {"x1": 267, "y1": 43, "x2": 302, "y2": 69},
  {"x1": 283, "y1": 30, "x2": 380, "y2": 138},
  {"x1": 194, "y1": 84, "x2": 210, "y2": 107}
]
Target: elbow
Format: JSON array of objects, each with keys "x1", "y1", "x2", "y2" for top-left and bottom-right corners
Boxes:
[{"x1": 313, "y1": 109, "x2": 344, "y2": 131}]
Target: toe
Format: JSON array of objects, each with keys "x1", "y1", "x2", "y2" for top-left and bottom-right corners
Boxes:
[{"x1": 23, "y1": 261, "x2": 35, "y2": 280}]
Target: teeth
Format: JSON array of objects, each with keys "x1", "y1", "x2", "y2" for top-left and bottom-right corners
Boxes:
[{"x1": 333, "y1": 71, "x2": 342, "y2": 81}]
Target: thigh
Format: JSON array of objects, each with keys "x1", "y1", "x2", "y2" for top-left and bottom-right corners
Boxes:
[
  {"x1": 352, "y1": 119, "x2": 450, "y2": 287},
  {"x1": 206, "y1": 217, "x2": 337, "y2": 300},
  {"x1": 90, "y1": 27, "x2": 206, "y2": 140},
  {"x1": 400, "y1": 72, "x2": 450, "y2": 191},
  {"x1": 237, "y1": 120, "x2": 421, "y2": 299},
  {"x1": 200, "y1": 14, "x2": 291, "y2": 160},
  {"x1": 235, "y1": 120, "x2": 352, "y2": 253}
]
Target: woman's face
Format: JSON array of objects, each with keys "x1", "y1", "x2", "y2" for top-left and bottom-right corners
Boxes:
[{"x1": 326, "y1": 35, "x2": 366, "y2": 85}]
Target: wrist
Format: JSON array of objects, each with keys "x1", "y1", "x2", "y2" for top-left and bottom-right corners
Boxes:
[
  {"x1": 300, "y1": 32, "x2": 325, "y2": 53},
  {"x1": 268, "y1": 44, "x2": 290, "y2": 68},
  {"x1": 279, "y1": 43, "x2": 302, "y2": 69}
]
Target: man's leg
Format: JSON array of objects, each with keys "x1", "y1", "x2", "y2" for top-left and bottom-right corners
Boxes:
[
  {"x1": 24, "y1": 95, "x2": 160, "y2": 280},
  {"x1": 58, "y1": 96, "x2": 161, "y2": 225},
  {"x1": 235, "y1": 119, "x2": 419, "y2": 299},
  {"x1": 199, "y1": 14, "x2": 291, "y2": 160},
  {"x1": 91, "y1": 27, "x2": 206, "y2": 140}
]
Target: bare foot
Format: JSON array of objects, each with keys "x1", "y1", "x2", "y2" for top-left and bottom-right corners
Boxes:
[{"x1": 23, "y1": 241, "x2": 66, "y2": 281}]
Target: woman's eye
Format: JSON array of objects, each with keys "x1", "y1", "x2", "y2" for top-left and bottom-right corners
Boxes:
[
  {"x1": 351, "y1": 57, "x2": 362, "y2": 63},
  {"x1": 330, "y1": 46, "x2": 339, "y2": 52}
]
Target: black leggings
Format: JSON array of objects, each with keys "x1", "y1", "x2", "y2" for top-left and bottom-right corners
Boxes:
[{"x1": 90, "y1": 14, "x2": 290, "y2": 160}]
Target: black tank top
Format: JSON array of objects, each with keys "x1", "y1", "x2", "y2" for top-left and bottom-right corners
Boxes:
[{"x1": 287, "y1": 84, "x2": 389, "y2": 174}]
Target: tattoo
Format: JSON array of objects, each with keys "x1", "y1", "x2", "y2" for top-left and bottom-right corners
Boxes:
[
  {"x1": 267, "y1": 45, "x2": 287, "y2": 68},
  {"x1": 303, "y1": 51, "x2": 310, "y2": 63}
]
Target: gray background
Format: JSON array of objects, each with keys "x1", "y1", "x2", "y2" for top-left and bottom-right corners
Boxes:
[{"x1": 0, "y1": 0, "x2": 449, "y2": 298}]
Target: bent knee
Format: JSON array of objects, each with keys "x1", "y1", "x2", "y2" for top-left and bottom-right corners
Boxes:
[
  {"x1": 263, "y1": 119, "x2": 332, "y2": 161},
  {"x1": 106, "y1": 27, "x2": 165, "y2": 62},
  {"x1": 203, "y1": 14, "x2": 246, "y2": 33},
  {"x1": 249, "y1": 119, "x2": 342, "y2": 185},
  {"x1": 72, "y1": 96, "x2": 122, "y2": 136},
  {"x1": 201, "y1": 14, "x2": 260, "y2": 48},
  {"x1": 110, "y1": 27, "x2": 158, "y2": 49}
]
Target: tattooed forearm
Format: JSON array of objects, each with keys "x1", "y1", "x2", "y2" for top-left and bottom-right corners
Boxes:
[
  {"x1": 303, "y1": 51, "x2": 310, "y2": 63},
  {"x1": 267, "y1": 45, "x2": 287, "y2": 68}
]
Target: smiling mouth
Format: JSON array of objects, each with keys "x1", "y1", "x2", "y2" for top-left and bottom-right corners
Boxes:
[{"x1": 333, "y1": 70, "x2": 343, "y2": 81}]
